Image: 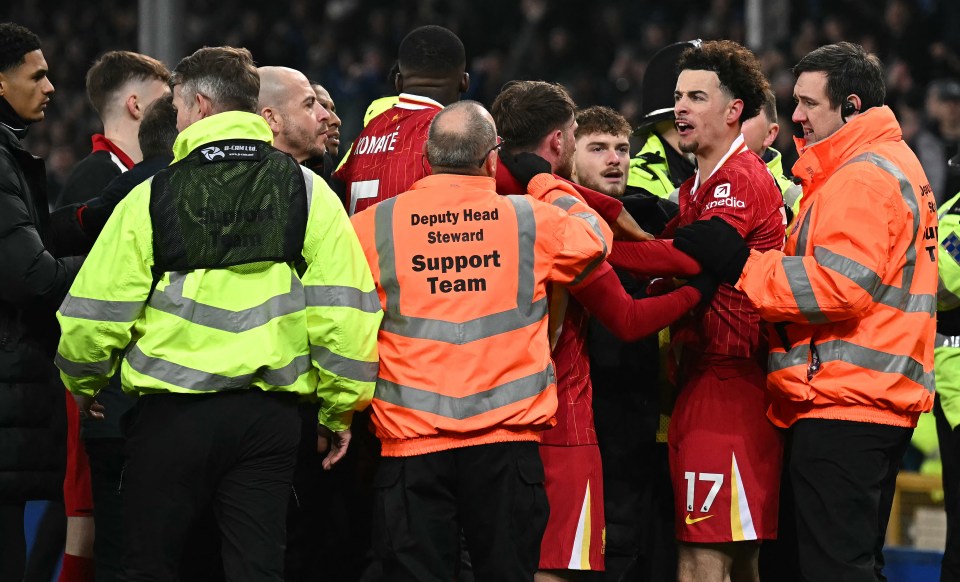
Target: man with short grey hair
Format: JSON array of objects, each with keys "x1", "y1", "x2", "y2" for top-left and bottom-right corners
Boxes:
[{"x1": 56, "y1": 46, "x2": 381, "y2": 582}]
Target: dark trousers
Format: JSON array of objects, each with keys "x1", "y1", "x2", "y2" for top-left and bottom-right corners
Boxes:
[
  {"x1": 119, "y1": 389, "x2": 300, "y2": 582},
  {"x1": 86, "y1": 438, "x2": 124, "y2": 582},
  {"x1": 373, "y1": 441, "x2": 548, "y2": 582},
  {"x1": 935, "y1": 395, "x2": 960, "y2": 582},
  {"x1": 758, "y1": 428, "x2": 799, "y2": 582},
  {"x1": 790, "y1": 418, "x2": 912, "y2": 582},
  {"x1": 285, "y1": 404, "x2": 373, "y2": 582},
  {"x1": 0, "y1": 503, "x2": 26, "y2": 582}
]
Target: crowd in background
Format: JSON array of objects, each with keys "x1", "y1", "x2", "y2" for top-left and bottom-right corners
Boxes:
[{"x1": 4, "y1": 0, "x2": 960, "y2": 204}]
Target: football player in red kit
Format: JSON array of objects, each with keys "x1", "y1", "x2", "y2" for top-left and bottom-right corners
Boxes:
[
  {"x1": 334, "y1": 25, "x2": 467, "y2": 214},
  {"x1": 610, "y1": 40, "x2": 786, "y2": 582}
]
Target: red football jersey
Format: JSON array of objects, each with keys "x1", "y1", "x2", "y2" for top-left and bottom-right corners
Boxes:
[
  {"x1": 335, "y1": 93, "x2": 442, "y2": 215},
  {"x1": 674, "y1": 135, "x2": 786, "y2": 363}
]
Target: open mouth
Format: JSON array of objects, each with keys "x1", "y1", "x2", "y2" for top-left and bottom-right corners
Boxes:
[
  {"x1": 676, "y1": 119, "x2": 694, "y2": 136},
  {"x1": 601, "y1": 170, "x2": 624, "y2": 182}
]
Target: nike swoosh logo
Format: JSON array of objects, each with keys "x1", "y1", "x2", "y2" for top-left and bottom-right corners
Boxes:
[{"x1": 685, "y1": 513, "x2": 715, "y2": 525}]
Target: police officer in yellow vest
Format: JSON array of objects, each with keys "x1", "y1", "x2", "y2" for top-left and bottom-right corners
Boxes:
[
  {"x1": 627, "y1": 40, "x2": 699, "y2": 202},
  {"x1": 742, "y1": 89, "x2": 803, "y2": 229},
  {"x1": 936, "y1": 190, "x2": 960, "y2": 580},
  {"x1": 55, "y1": 47, "x2": 382, "y2": 582}
]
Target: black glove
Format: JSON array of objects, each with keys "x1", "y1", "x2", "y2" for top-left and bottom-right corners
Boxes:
[
  {"x1": 76, "y1": 203, "x2": 115, "y2": 234},
  {"x1": 673, "y1": 216, "x2": 749, "y2": 284},
  {"x1": 684, "y1": 273, "x2": 719, "y2": 306},
  {"x1": 620, "y1": 191, "x2": 668, "y2": 236},
  {"x1": 48, "y1": 203, "x2": 94, "y2": 256},
  {"x1": 501, "y1": 152, "x2": 552, "y2": 190}
]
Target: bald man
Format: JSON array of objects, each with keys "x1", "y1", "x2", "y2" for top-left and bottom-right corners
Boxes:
[
  {"x1": 257, "y1": 66, "x2": 330, "y2": 163},
  {"x1": 350, "y1": 100, "x2": 611, "y2": 582}
]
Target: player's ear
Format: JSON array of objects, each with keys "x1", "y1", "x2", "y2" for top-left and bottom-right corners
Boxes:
[
  {"x1": 728, "y1": 99, "x2": 744, "y2": 126},
  {"x1": 460, "y1": 72, "x2": 470, "y2": 94},
  {"x1": 764, "y1": 122, "x2": 779, "y2": 149}
]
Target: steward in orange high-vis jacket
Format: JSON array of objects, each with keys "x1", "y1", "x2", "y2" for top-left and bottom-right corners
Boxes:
[
  {"x1": 350, "y1": 101, "x2": 610, "y2": 582},
  {"x1": 672, "y1": 43, "x2": 937, "y2": 582},
  {"x1": 738, "y1": 104, "x2": 938, "y2": 429}
]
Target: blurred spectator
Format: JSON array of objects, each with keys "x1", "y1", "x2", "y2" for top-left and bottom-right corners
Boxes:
[
  {"x1": 927, "y1": 78, "x2": 960, "y2": 202},
  {"x1": 3, "y1": 0, "x2": 958, "y2": 173},
  {"x1": 896, "y1": 90, "x2": 948, "y2": 204}
]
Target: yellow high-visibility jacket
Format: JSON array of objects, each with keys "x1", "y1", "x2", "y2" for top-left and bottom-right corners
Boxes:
[{"x1": 56, "y1": 111, "x2": 382, "y2": 431}]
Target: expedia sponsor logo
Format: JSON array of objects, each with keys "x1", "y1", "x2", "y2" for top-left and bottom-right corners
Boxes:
[
  {"x1": 713, "y1": 183, "x2": 731, "y2": 198},
  {"x1": 704, "y1": 197, "x2": 745, "y2": 210}
]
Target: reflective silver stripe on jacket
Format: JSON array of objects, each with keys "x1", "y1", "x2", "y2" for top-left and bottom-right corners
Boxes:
[
  {"x1": 768, "y1": 343, "x2": 810, "y2": 373},
  {"x1": 301, "y1": 165, "x2": 314, "y2": 213},
  {"x1": 768, "y1": 339, "x2": 933, "y2": 392},
  {"x1": 374, "y1": 363, "x2": 556, "y2": 420},
  {"x1": 375, "y1": 195, "x2": 547, "y2": 344},
  {"x1": 794, "y1": 204, "x2": 814, "y2": 257},
  {"x1": 782, "y1": 153, "x2": 934, "y2": 318},
  {"x1": 813, "y1": 246, "x2": 935, "y2": 313},
  {"x1": 781, "y1": 256, "x2": 829, "y2": 324},
  {"x1": 148, "y1": 271, "x2": 306, "y2": 333},
  {"x1": 310, "y1": 345, "x2": 378, "y2": 383},
  {"x1": 548, "y1": 194, "x2": 607, "y2": 286},
  {"x1": 59, "y1": 294, "x2": 144, "y2": 322},
  {"x1": 125, "y1": 344, "x2": 311, "y2": 390},
  {"x1": 304, "y1": 285, "x2": 381, "y2": 313},
  {"x1": 940, "y1": 275, "x2": 960, "y2": 311},
  {"x1": 55, "y1": 353, "x2": 113, "y2": 377}
]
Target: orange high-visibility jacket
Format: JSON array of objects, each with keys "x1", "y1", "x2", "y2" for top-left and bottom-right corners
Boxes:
[
  {"x1": 351, "y1": 172, "x2": 612, "y2": 456},
  {"x1": 737, "y1": 106, "x2": 938, "y2": 428}
]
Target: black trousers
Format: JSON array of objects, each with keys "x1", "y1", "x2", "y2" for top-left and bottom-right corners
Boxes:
[
  {"x1": 372, "y1": 441, "x2": 548, "y2": 582},
  {"x1": 119, "y1": 389, "x2": 300, "y2": 582},
  {"x1": 85, "y1": 438, "x2": 124, "y2": 582},
  {"x1": 790, "y1": 418, "x2": 912, "y2": 582},
  {"x1": 0, "y1": 503, "x2": 26, "y2": 582},
  {"x1": 935, "y1": 395, "x2": 960, "y2": 582}
]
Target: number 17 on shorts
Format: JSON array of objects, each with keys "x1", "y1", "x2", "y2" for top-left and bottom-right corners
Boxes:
[{"x1": 675, "y1": 454, "x2": 761, "y2": 543}]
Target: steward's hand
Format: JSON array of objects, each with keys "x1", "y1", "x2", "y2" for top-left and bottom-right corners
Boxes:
[
  {"x1": 316, "y1": 424, "x2": 331, "y2": 454},
  {"x1": 673, "y1": 217, "x2": 749, "y2": 284},
  {"x1": 501, "y1": 152, "x2": 552, "y2": 190},
  {"x1": 322, "y1": 427, "x2": 352, "y2": 470},
  {"x1": 74, "y1": 394, "x2": 105, "y2": 421}
]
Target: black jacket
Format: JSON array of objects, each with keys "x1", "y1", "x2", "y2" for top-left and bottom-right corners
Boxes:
[
  {"x1": 55, "y1": 149, "x2": 124, "y2": 208},
  {"x1": 0, "y1": 121, "x2": 83, "y2": 501}
]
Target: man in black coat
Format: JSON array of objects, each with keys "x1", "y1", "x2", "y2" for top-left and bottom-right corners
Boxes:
[{"x1": 0, "y1": 22, "x2": 84, "y2": 581}]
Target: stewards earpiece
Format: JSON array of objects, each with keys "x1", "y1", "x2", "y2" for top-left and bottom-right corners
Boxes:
[{"x1": 841, "y1": 100, "x2": 858, "y2": 122}]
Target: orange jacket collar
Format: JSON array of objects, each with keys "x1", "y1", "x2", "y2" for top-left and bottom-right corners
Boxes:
[
  {"x1": 410, "y1": 174, "x2": 496, "y2": 194},
  {"x1": 791, "y1": 105, "x2": 903, "y2": 186}
]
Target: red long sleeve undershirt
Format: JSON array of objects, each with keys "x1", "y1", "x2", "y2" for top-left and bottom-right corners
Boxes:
[
  {"x1": 607, "y1": 238, "x2": 701, "y2": 278},
  {"x1": 570, "y1": 262, "x2": 701, "y2": 342}
]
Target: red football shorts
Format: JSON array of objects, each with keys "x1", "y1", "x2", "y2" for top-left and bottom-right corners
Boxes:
[
  {"x1": 539, "y1": 444, "x2": 605, "y2": 571},
  {"x1": 64, "y1": 390, "x2": 94, "y2": 517},
  {"x1": 669, "y1": 363, "x2": 783, "y2": 543}
]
